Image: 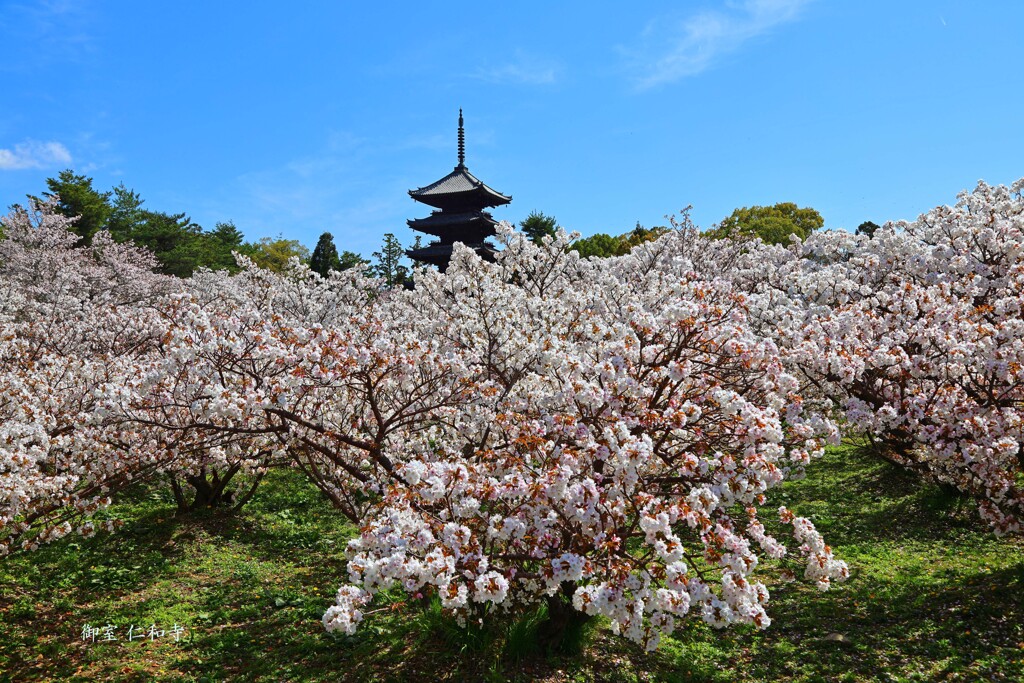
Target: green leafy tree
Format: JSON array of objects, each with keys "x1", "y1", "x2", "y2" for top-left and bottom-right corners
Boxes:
[
  {"x1": 339, "y1": 250, "x2": 369, "y2": 272},
  {"x1": 30, "y1": 171, "x2": 259, "y2": 276},
  {"x1": 242, "y1": 236, "x2": 311, "y2": 272},
  {"x1": 309, "y1": 232, "x2": 342, "y2": 277},
  {"x1": 40, "y1": 170, "x2": 112, "y2": 245},
  {"x1": 573, "y1": 222, "x2": 667, "y2": 258},
  {"x1": 619, "y1": 222, "x2": 668, "y2": 251},
  {"x1": 371, "y1": 233, "x2": 409, "y2": 287},
  {"x1": 572, "y1": 232, "x2": 620, "y2": 258},
  {"x1": 520, "y1": 210, "x2": 558, "y2": 245},
  {"x1": 710, "y1": 202, "x2": 824, "y2": 245}
]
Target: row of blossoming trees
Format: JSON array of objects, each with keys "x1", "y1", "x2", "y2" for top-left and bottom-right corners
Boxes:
[{"x1": 1, "y1": 179, "x2": 1021, "y2": 650}]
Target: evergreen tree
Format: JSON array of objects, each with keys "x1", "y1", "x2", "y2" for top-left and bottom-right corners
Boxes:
[
  {"x1": 127, "y1": 210, "x2": 207, "y2": 277},
  {"x1": 106, "y1": 183, "x2": 220, "y2": 276},
  {"x1": 371, "y1": 233, "x2": 409, "y2": 287},
  {"x1": 40, "y1": 170, "x2": 112, "y2": 245},
  {"x1": 309, "y1": 232, "x2": 342, "y2": 277},
  {"x1": 339, "y1": 250, "x2": 369, "y2": 272},
  {"x1": 520, "y1": 210, "x2": 558, "y2": 245},
  {"x1": 205, "y1": 221, "x2": 246, "y2": 272},
  {"x1": 856, "y1": 221, "x2": 881, "y2": 238},
  {"x1": 106, "y1": 184, "x2": 145, "y2": 243}
]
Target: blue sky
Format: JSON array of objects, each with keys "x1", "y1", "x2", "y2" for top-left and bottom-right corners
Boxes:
[{"x1": 2, "y1": 0, "x2": 1023, "y2": 257}]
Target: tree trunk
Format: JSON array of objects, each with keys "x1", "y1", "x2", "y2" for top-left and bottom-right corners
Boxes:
[
  {"x1": 172, "y1": 465, "x2": 250, "y2": 514},
  {"x1": 536, "y1": 583, "x2": 593, "y2": 654}
]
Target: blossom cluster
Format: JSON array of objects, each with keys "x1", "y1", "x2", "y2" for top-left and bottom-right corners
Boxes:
[
  {"x1": 766, "y1": 180, "x2": 1024, "y2": 534},
  {"x1": 316, "y1": 225, "x2": 846, "y2": 647}
]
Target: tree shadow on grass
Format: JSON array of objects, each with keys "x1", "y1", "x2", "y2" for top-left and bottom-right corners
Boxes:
[
  {"x1": 663, "y1": 563, "x2": 1024, "y2": 683},
  {"x1": 0, "y1": 506, "x2": 191, "y2": 682}
]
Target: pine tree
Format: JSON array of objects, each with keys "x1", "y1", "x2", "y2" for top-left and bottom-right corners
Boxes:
[
  {"x1": 520, "y1": 210, "x2": 558, "y2": 245},
  {"x1": 371, "y1": 233, "x2": 409, "y2": 287},
  {"x1": 40, "y1": 170, "x2": 112, "y2": 245}
]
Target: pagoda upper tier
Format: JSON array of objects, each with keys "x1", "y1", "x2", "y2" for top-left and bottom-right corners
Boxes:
[
  {"x1": 406, "y1": 110, "x2": 511, "y2": 271},
  {"x1": 408, "y1": 164, "x2": 511, "y2": 212}
]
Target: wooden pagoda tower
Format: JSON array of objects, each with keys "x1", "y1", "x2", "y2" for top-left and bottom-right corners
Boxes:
[{"x1": 406, "y1": 110, "x2": 511, "y2": 271}]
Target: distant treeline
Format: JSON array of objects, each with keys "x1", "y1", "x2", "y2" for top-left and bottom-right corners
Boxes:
[
  {"x1": 18, "y1": 170, "x2": 331, "y2": 277},
  {"x1": 11, "y1": 170, "x2": 855, "y2": 280}
]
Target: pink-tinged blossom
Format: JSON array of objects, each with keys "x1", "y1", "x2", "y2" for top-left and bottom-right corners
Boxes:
[
  {"x1": 764, "y1": 179, "x2": 1024, "y2": 535},
  {"x1": 317, "y1": 220, "x2": 845, "y2": 647}
]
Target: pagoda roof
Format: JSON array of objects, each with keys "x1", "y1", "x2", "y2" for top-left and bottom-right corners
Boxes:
[
  {"x1": 407, "y1": 210, "x2": 498, "y2": 232},
  {"x1": 409, "y1": 164, "x2": 511, "y2": 210},
  {"x1": 407, "y1": 241, "x2": 498, "y2": 268}
]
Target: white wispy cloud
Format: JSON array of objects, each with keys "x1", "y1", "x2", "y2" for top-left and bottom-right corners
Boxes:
[
  {"x1": 0, "y1": 140, "x2": 72, "y2": 170},
  {"x1": 626, "y1": 0, "x2": 813, "y2": 89},
  {"x1": 472, "y1": 51, "x2": 560, "y2": 85}
]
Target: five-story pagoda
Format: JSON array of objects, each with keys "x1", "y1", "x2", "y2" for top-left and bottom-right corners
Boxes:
[{"x1": 406, "y1": 110, "x2": 511, "y2": 271}]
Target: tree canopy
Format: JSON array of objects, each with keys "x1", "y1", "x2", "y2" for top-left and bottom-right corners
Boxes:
[
  {"x1": 25, "y1": 169, "x2": 351, "y2": 277},
  {"x1": 520, "y1": 211, "x2": 558, "y2": 245},
  {"x1": 29, "y1": 172, "x2": 243, "y2": 276},
  {"x1": 339, "y1": 249, "x2": 370, "y2": 272},
  {"x1": 856, "y1": 220, "x2": 881, "y2": 238},
  {"x1": 310, "y1": 232, "x2": 342, "y2": 277},
  {"x1": 40, "y1": 170, "x2": 112, "y2": 245},
  {"x1": 244, "y1": 236, "x2": 311, "y2": 272},
  {"x1": 572, "y1": 222, "x2": 667, "y2": 258},
  {"x1": 709, "y1": 202, "x2": 824, "y2": 245}
]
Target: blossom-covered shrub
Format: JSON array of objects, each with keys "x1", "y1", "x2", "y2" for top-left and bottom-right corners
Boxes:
[
  {"x1": 0, "y1": 199, "x2": 171, "y2": 554},
  {"x1": 321, "y1": 228, "x2": 847, "y2": 649},
  {"x1": 775, "y1": 180, "x2": 1024, "y2": 535}
]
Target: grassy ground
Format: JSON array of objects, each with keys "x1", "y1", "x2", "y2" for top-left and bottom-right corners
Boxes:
[{"x1": 1, "y1": 444, "x2": 1022, "y2": 682}]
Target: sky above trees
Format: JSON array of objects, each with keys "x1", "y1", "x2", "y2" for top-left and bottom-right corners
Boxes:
[{"x1": 1, "y1": 0, "x2": 1022, "y2": 256}]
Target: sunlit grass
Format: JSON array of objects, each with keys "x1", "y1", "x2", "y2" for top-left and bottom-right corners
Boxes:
[{"x1": 1, "y1": 446, "x2": 1022, "y2": 682}]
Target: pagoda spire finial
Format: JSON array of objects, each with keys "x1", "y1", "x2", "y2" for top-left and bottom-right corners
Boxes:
[{"x1": 457, "y1": 108, "x2": 465, "y2": 167}]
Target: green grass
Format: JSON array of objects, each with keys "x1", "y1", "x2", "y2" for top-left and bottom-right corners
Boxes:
[{"x1": 1, "y1": 446, "x2": 1022, "y2": 682}]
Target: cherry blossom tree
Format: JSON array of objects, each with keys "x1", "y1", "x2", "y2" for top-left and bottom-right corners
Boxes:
[
  {"x1": 0, "y1": 198, "x2": 172, "y2": 554},
  {"x1": 2, "y1": 199, "x2": 850, "y2": 646},
  {"x1": 14, "y1": 177, "x2": 1021, "y2": 653},
  {"x1": 321, "y1": 227, "x2": 847, "y2": 649},
  {"x1": 772, "y1": 180, "x2": 1024, "y2": 535}
]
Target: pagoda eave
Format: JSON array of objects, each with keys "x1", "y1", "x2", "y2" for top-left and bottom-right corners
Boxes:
[
  {"x1": 408, "y1": 188, "x2": 511, "y2": 211},
  {"x1": 407, "y1": 210, "x2": 496, "y2": 228},
  {"x1": 408, "y1": 241, "x2": 498, "y2": 262},
  {"x1": 409, "y1": 164, "x2": 511, "y2": 210}
]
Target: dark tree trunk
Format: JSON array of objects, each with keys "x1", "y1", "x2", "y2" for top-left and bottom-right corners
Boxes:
[
  {"x1": 171, "y1": 465, "x2": 255, "y2": 514},
  {"x1": 536, "y1": 583, "x2": 593, "y2": 654}
]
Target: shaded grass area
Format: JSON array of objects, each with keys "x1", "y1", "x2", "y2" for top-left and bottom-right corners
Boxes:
[
  {"x1": 650, "y1": 445, "x2": 1024, "y2": 683},
  {"x1": 1, "y1": 446, "x2": 1023, "y2": 682}
]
